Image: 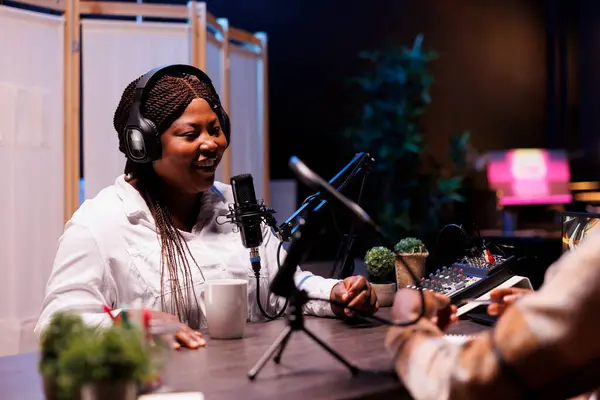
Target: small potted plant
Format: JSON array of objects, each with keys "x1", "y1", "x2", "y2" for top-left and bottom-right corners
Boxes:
[
  {"x1": 39, "y1": 312, "x2": 90, "y2": 400},
  {"x1": 394, "y1": 237, "x2": 428, "y2": 287},
  {"x1": 58, "y1": 324, "x2": 151, "y2": 400},
  {"x1": 364, "y1": 246, "x2": 397, "y2": 307}
]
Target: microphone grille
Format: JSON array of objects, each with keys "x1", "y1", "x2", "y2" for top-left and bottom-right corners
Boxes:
[{"x1": 230, "y1": 174, "x2": 256, "y2": 204}]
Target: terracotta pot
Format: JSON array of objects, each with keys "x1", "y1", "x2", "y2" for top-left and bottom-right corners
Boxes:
[
  {"x1": 395, "y1": 252, "x2": 428, "y2": 288},
  {"x1": 80, "y1": 381, "x2": 137, "y2": 400},
  {"x1": 371, "y1": 283, "x2": 396, "y2": 307}
]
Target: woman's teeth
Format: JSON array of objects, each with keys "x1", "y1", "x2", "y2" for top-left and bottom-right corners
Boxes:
[
  {"x1": 195, "y1": 159, "x2": 214, "y2": 166},
  {"x1": 194, "y1": 159, "x2": 216, "y2": 171}
]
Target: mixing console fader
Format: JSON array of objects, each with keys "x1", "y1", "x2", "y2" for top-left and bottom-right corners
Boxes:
[
  {"x1": 406, "y1": 251, "x2": 517, "y2": 304},
  {"x1": 451, "y1": 252, "x2": 510, "y2": 277}
]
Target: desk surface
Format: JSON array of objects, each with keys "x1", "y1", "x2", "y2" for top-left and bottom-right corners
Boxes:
[{"x1": 0, "y1": 309, "x2": 487, "y2": 400}]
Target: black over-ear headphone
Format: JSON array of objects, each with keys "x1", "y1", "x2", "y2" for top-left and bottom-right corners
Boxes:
[{"x1": 123, "y1": 64, "x2": 230, "y2": 164}]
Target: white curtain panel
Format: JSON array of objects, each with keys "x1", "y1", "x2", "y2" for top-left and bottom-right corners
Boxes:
[
  {"x1": 228, "y1": 44, "x2": 266, "y2": 201},
  {"x1": 0, "y1": 5, "x2": 64, "y2": 355},
  {"x1": 205, "y1": 35, "x2": 227, "y2": 184},
  {"x1": 81, "y1": 20, "x2": 191, "y2": 200}
]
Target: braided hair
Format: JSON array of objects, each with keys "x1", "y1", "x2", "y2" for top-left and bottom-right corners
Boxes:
[{"x1": 113, "y1": 71, "x2": 229, "y2": 326}]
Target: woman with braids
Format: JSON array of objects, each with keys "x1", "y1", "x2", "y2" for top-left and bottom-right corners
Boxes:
[{"x1": 34, "y1": 65, "x2": 378, "y2": 349}]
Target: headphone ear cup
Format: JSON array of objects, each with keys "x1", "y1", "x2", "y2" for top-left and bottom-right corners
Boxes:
[
  {"x1": 124, "y1": 128, "x2": 147, "y2": 163},
  {"x1": 124, "y1": 117, "x2": 160, "y2": 163}
]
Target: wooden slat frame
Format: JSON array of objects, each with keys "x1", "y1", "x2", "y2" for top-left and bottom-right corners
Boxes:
[
  {"x1": 217, "y1": 17, "x2": 231, "y2": 183},
  {"x1": 63, "y1": 0, "x2": 80, "y2": 221},
  {"x1": 206, "y1": 10, "x2": 222, "y2": 34},
  {"x1": 188, "y1": 1, "x2": 200, "y2": 68},
  {"x1": 207, "y1": 32, "x2": 221, "y2": 46},
  {"x1": 79, "y1": 1, "x2": 188, "y2": 19},
  {"x1": 255, "y1": 32, "x2": 270, "y2": 204},
  {"x1": 7, "y1": 0, "x2": 269, "y2": 214},
  {"x1": 195, "y1": 1, "x2": 206, "y2": 70},
  {"x1": 228, "y1": 26, "x2": 261, "y2": 47},
  {"x1": 5, "y1": 0, "x2": 78, "y2": 221},
  {"x1": 6, "y1": 0, "x2": 66, "y2": 11}
]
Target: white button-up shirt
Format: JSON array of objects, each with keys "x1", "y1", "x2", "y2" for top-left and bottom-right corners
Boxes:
[{"x1": 34, "y1": 175, "x2": 339, "y2": 336}]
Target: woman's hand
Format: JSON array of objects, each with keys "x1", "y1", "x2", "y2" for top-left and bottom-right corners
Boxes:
[
  {"x1": 119, "y1": 310, "x2": 206, "y2": 350},
  {"x1": 487, "y1": 287, "x2": 533, "y2": 316},
  {"x1": 391, "y1": 289, "x2": 458, "y2": 331},
  {"x1": 330, "y1": 276, "x2": 379, "y2": 317}
]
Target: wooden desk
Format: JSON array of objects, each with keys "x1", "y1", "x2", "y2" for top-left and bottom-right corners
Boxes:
[{"x1": 0, "y1": 309, "x2": 487, "y2": 400}]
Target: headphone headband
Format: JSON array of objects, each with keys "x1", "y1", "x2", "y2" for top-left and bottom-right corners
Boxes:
[
  {"x1": 131, "y1": 64, "x2": 214, "y2": 108},
  {"x1": 122, "y1": 64, "x2": 229, "y2": 164}
]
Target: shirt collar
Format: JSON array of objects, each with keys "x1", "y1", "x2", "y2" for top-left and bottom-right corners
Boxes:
[{"x1": 113, "y1": 174, "x2": 227, "y2": 223}]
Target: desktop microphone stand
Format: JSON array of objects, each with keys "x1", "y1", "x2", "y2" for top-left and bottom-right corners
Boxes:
[
  {"x1": 247, "y1": 287, "x2": 359, "y2": 380},
  {"x1": 248, "y1": 209, "x2": 360, "y2": 381}
]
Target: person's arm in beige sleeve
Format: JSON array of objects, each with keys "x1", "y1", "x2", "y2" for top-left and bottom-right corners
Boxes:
[{"x1": 386, "y1": 230, "x2": 600, "y2": 400}]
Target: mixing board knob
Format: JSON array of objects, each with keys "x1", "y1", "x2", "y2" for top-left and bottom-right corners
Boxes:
[{"x1": 484, "y1": 249, "x2": 495, "y2": 264}]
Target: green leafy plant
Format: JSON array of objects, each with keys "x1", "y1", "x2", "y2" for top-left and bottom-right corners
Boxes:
[
  {"x1": 39, "y1": 312, "x2": 90, "y2": 378},
  {"x1": 39, "y1": 312, "x2": 93, "y2": 399},
  {"x1": 364, "y1": 246, "x2": 396, "y2": 283},
  {"x1": 344, "y1": 34, "x2": 474, "y2": 241},
  {"x1": 395, "y1": 237, "x2": 427, "y2": 255},
  {"x1": 58, "y1": 324, "x2": 152, "y2": 391}
]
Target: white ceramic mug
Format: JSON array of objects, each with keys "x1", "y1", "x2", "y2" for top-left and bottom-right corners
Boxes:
[{"x1": 200, "y1": 279, "x2": 248, "y2": 339}]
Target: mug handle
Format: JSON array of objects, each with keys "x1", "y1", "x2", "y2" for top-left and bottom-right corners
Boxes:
[{"x1": 198, "y1": 287, "x2": 206, "y2": 317}]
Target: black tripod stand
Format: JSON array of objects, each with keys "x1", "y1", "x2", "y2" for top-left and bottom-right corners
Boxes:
[
  {"x1": 247, "y1": 288, "x2": 359, "y2": 380},
  {"x1": 248, "y1": 205, "x2": 360, "y2": 381}
]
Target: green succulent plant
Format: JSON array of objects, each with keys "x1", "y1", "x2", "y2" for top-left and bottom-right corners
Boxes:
[
  {"x1": 39, "y1": 312, "x2": 93, "y2": 399},
  {"x1": 39, "y1": 312, "x2": 90, "y2": 377},
  {"x1": 39, "y1": 311, "x2": 153, "y2": 399},
  {"x1": 58, "y1": 324, "x2": 152, "y2": 391},
  {"x1": 364, "y1": 246, "x2": 396, "y2": 282},
  {"x1": 394, "y1": 237, "x2": 427, "y2": 254}
]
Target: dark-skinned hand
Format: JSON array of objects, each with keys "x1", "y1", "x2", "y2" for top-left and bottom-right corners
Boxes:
[
  {"x1": 330, "y1": 276, "x2": 379, "y2": 318},
  {"x1": 117, "y1": 309, "x2": 206, "y2": 350}
]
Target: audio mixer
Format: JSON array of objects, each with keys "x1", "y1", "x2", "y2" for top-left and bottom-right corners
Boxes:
[{"x1": 406, "y1": 250, "x2": 518, "y2": 305}]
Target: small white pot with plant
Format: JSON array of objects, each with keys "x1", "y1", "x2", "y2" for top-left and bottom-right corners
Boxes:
[{"x1": 364, "y1": 246, "x2": 397, "y2": 307}]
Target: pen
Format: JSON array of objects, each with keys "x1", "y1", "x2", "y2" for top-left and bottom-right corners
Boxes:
[
  {"x1": 121, "y1": 309, "x2": 130, "y2": 328},
  {"x1": 458, "y1": 294, "x2": 524, "y2": 307},
  {"x1": 457, "y1": 298, "x2": 503, "y2": 306},
  {"x1": 103, "y1": 304, "x2": 117, "y2": 323}
]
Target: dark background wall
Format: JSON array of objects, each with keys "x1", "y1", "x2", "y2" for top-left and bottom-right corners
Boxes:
[
  {"x1": 207, "y1": 0, "x2": 552, "y2": 186},
  {"x1": 204, "y1": 0, "x2": 577, "y2": 259},
  {"x1": 137, "y1": 0, "x2": 596, "y2": 264},
  {"x1": 578, "y1": 0, "x2": 600, "y2": 177}
]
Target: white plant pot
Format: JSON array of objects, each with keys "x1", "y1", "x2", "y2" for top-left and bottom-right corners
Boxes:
[
  {"x1": 371, "y1": 282, "x2": 396, "y2": 307},
  {"x1": 81, "y1": 381, "x2": 137, "y2": 400}
]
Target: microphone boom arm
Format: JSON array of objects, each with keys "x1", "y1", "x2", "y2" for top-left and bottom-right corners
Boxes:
[{"x1": 278, "y1": 152, "x2": 373, "y2": 241}]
